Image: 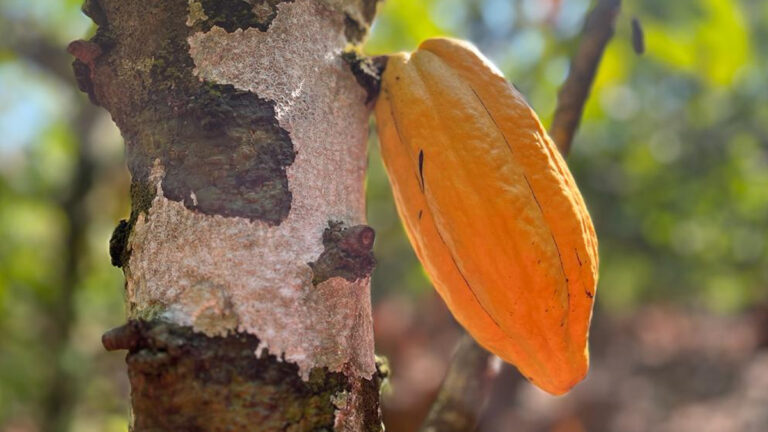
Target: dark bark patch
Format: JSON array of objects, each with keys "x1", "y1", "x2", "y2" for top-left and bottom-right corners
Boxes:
[
  {"x1": 343, "y1": 0, "x2": 383, "y2": 44},
  {"x1": 129, "y1": 179, "x2": 157, "y2": 221},
  {"x1": 80, "y1": 0, "x2": 295, "y2": 225},
  {"x1": 344, "y1": 14, "x2": 368, "y2": 44},
  {"x1": 196, "y1": 0, "x2": 294, "y2": 33},
  {"x1": 342, "y1": 51, "x2": 386, "y2": 104},
  {"x1": 360, "y1": 0, "x2": 381, "y2": 25},
  {"x1": 71, "y1": 59, "x2": 98, "y2": 105},
  {"x1": 107, "y1": 180, "x2": 158, "y2": 271},
  {"x1": 82, "y1": 0, "x2": 108, "y2": 26},
  {"x1": 117, "y1": 320, "x2": 383, "y2": 431},
  {"x1": 309, "y1": 221, "x2": 376, "y2": 286},
  {"x1": 157, "y1": 83, "x2": 295, "y2": 223},
  {"x1": 106, "y1": 180, "x2": 159, "y2": 271},
  {"x1": 109, "y1": 219, "x2": 130, "y2": 268}
]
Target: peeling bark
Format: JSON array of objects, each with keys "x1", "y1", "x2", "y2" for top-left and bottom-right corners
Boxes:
[{"x1": 74, "y1": 0, "x2": 383, "y2": 429}]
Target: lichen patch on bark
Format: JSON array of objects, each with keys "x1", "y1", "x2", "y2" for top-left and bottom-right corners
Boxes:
[{"x1": 186, "y1": 0, "x2": 208, "y2": 27}]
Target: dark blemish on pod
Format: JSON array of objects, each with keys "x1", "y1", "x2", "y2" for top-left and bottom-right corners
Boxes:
[
  {"x1": 418, "y1": 150, "x2": 425, "y2": 192},
  {"x1": 575, "y1": 249, "x2": 582, "y2": 266},
  {"x1": 586, "y1": 290, "x2": 594, "y2": 299},
  {"x1": 418, "y1": 210, "x2": 423, "y2": 220}
]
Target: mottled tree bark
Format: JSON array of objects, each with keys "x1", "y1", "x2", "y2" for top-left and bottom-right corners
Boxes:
[{"x1": 71, "y1": 0, "x2": 383, "y2": 429}]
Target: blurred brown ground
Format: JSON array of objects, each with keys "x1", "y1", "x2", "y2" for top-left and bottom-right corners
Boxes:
[{"x1": 375, "y1": 294, "x2": 768, "y2": 432}]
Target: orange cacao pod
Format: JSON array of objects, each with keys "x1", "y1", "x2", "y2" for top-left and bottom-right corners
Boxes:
[{"x1": 374, "y1": 38, "x2": 599, "y2": 395}]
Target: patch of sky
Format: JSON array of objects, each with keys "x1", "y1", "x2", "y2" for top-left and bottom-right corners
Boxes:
[
  {"x1": 0, "y1": 62, "x2": 70, "y2": 152},
  {"x1": 480, "y1": 0, "x2": 515, "y2": 38},
  {"x1": 553, "y1": 0, "x2": 590, "y2": 38},
  {"x1": 506, "y1": 28, "x2": 545, "y2": 69},
  {"x1": 1, "y1": 0, "x2": 91, "y2": 42}
]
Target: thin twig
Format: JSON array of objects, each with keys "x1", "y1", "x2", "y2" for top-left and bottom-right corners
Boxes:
[
  {"x1": 419, "y1": 1, "x2": 621, "y2": 430},
  {"x1": 550, "y1": 0, "x2": 621, "y2": 155},
  {"x1": 420, "y1": 334, "x2": 502, "y2": 432}
]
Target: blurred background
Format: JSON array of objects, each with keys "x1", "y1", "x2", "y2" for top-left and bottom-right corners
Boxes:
[{"x1": 1, "y1": 0, "x2": 767, "y2": 431}]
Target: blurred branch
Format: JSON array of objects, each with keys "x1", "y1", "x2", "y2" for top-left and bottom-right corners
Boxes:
[
  {"x1": 420, "y1": 335, "x2": 501, "y2": 432},
  {"x1": 0, "y1": 18, "x2": 76, "y2": 85},
  {"x1": 420, "y1": 1, "x2": 621, "y2": 430},
  {"x1": 2, "y1": 18, "x2": 101, "y2": 431},
  {"x1": 550, "y1": 0, "x2": 621, "y2": 155},
  {"x1": 42, "y1": 101, "x2": 99, "y2": 432}
]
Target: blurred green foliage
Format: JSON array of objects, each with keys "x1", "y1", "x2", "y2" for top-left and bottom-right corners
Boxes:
[
  {"x1": 0, "y1": 0, "x2": 767, "y2": 430},
  {"x1": 367, "y1": 0, "x2": 768, "y2": 314}
]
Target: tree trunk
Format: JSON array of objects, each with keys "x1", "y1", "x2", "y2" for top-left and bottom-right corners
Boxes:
[{"x1": 71, "y1": 0, "x2": 383, "y2": 429}]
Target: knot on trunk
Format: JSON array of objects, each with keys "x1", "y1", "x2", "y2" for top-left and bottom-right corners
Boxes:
[{"x1": 309, "y1": 221, "x2": 376, "y2": 286}]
